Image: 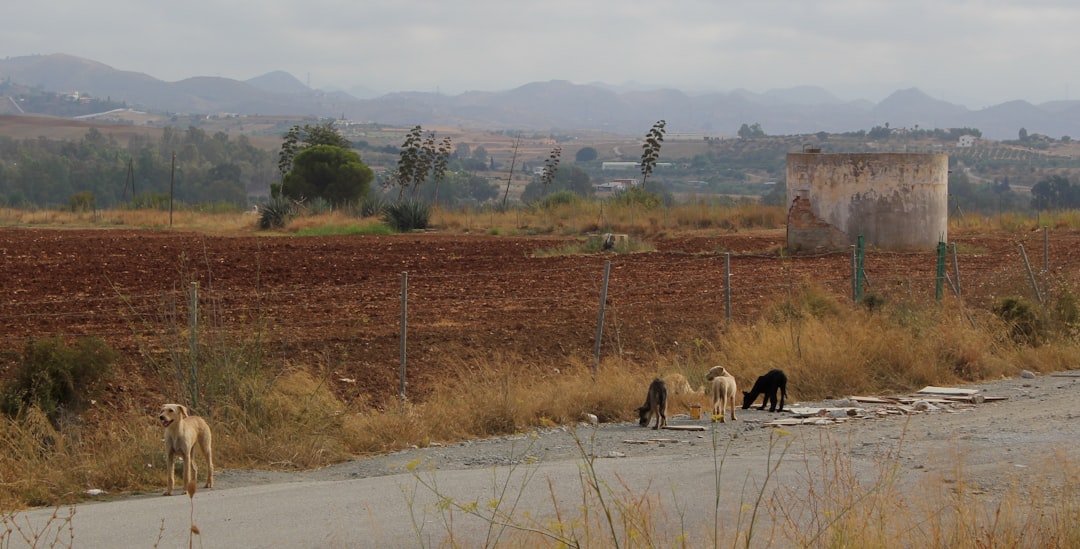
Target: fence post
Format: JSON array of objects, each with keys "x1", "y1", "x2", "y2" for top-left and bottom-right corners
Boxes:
[
  {"x1": 850, "y1": 245, "x2": 857, "y2": 303},
  {"x1": 951, "y1": 243, "x2": 962, "y2": 297},
  {"x1": 1018, "y1": 244, "x2": 1044, "y2": 304},
  {"x1": 399, "y1": 271, "x2": 408, "y2": 411},
  {"x1": 592, "y1": 261, "x2": 612, "y2": 378},
  {"x1": 188, "y1": 281, "x2": 199, "y2": 410},
  {"x1": 724, "y1": 253, "x2": 731, "y2": 321},
  {"x1": 1044, "y1": 227, "x2": 1049, "y2": 274},
  {"x1": 855, "y1": 235, "x2": 866, "y2": 303},
  {"x1": 935, "y1": 241, "x2": 946, "y2": 302}
]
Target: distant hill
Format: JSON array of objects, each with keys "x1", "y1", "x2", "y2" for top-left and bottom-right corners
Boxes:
[{"x1": 0, "y1": 53, "x2": 1077, "y2": 140}]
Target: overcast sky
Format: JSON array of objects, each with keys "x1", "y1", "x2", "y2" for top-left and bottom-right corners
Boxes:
[{"x1": 5, "y1": 1, "x2": 1078, "y2": 108}]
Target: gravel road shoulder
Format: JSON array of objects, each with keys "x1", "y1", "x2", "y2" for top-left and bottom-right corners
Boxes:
[{"x1": 211, "y1": 369, "x2": 1080, "y2": 495}]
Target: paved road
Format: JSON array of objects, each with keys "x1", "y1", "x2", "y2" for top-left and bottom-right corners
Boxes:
[{"x1": 11, "y1": 452, "x2": 791, "y2": 548}]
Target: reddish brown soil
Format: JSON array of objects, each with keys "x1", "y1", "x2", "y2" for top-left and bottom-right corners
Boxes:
[{"x1": 1, "y1": 227, "x2": 1077, "y2": 409}]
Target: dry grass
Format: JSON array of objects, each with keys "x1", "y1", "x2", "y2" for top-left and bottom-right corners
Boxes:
[
  {"x1": 430, "y1": 202, "x2": 788, "y2": 236},
  {"x1": 0, "y1": 206, "x2": 260, "y2": 233},
  {"x1": 2, "y1": 202, "x2": 1072, "y2": 239},
  {"x1": 710, "y1": 291, "x2": 1033, "y2": 399},
  {"x1": 0, "y1": 406, "x2": 161, "y2": 509},
  {"x1": 8, "y1": 278, "x2": 1075, "y2": 511}
]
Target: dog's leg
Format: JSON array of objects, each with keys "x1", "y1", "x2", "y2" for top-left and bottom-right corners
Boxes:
[
  {"x1": 182, "y1": 445, "x2": 197, "y2": 493},
  {"x1": 164, "y1": 449, "x2": 176, "y2": 496},
  {"x1": 197, "y1": 427, "x2": 214, "y2": 489},
  {"x1": 204, "y1": 438, "x2": 214, "y2": 489}
]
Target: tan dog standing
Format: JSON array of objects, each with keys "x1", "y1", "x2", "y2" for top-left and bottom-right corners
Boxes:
[
  {"x1": 705, "y1": 366, "x2": 738, "y2": 422},
  {"x1": 159, "y1": 403, "x2": 214, "y2": 495}
]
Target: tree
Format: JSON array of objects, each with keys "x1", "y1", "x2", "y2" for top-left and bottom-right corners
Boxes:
[
  {"x1": 392, "y1": 126, "x2": 452, "y2": 201},
  {"x1": 639, "y1": 120, "x2": 666, "y2": 191},
  {"x1": 281, "y1": 145, "x2": 373, "y2": 206},
  {"x1": 520, "y1": 166, "x2": 591, "y2": 203},
  {"x1": 867, "y1": 125, "x2": 891, "y2": 140},
  {"x1": 575, "y1": 146, "x2": 598, "y2": 162},
  {"x1": 737, "y1": 123, "x2": 766, "y2": 139},
  {"x1": 540, "y1": 146, "x2": 562, "y2": 189},
  {"x1": 1031, "y1": 175, "x2": 1080, "y2": 210},
  {"x1": 277, "y1": 121, "x2": 351, "y2": 184}
]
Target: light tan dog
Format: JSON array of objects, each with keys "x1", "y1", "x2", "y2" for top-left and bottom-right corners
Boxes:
[
  {"x1": 663, "y1": 373, "x2": 693, "y2": 395},
  {"x1": 159, "y1": 403, "x2": 214, "y2": 495},
  {"x1": 705, "y1": 366, "x2": 738, "y2": 422}
]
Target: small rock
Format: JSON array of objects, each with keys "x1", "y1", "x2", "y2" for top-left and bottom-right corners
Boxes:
[{"x1": 1020, "y1": 370, "x2": 1036, "y2": 379}]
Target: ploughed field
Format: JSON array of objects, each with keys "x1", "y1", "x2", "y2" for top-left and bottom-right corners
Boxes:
[{"x1": 1, "y1": 227, "x2": 1076, "y2": 408}]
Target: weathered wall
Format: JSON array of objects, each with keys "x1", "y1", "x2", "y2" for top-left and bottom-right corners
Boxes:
[{"x1": 786, "y1": 153, "x2": 948, "y2": 251}]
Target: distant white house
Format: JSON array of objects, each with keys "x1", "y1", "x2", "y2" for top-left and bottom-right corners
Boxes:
[
  {"x1": 958, "y1": 135, "x2": 978, "y2": 147},
  {"x1": 602, "y1": 161, "x2": 672, "y2": 171},
  {"x1": 594, "y1": 181, "x2": 626, "y2": 193},
  {"x1": 594, "y1": 178, "x2": 638, "y2": 193}
]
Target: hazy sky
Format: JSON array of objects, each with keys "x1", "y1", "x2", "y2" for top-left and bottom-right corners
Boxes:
[{"x1": 5, "y1": 1, "x2": 1078, "y2": 108}]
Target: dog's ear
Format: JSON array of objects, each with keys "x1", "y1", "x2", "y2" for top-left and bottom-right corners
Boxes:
[{"x1": 179, "y1": 405, "x2": 190, "y2": 418}]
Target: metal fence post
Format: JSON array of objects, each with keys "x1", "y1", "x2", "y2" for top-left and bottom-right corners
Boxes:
[
  {"x1": 188, "y1": 281, "x2": 199, "y2": 410},
  {"x1": 400, "y1": 272, "x2": 408, "y2": 411},
  {"x1": 592, "y1": 261, "x2": 611, "y2": 378}
]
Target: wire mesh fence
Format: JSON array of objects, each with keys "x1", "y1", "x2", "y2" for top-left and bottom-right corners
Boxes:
[{"x1": 0, "y1": 228, "x2": 1076, "y2": 401}]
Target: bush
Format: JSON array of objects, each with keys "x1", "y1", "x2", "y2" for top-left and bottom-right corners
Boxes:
[
  {"x1": 533, "y1": 190, "x2": 580, "y2": 210},
  {"x1": 358, "y1": 195, "x2": 389, "y2": 218},
  {"x1": 258, "y1": 197, "x2": 295, "y2": 230},
  {"x1": 612, "y1": 187, "x2": 665, "y2": 209},
  {"x1": 383, "y1": 199, "x2": 431, "y2": 232},
  {"x1": 69, "y1": 191, "x2": 95, "y2": 213},
  {"x1": 1, "y1": 337, "x2": 117, "y2": 424},
  {"x1": 993, "y1": 297, "x2": 1043, "y2": 346}
]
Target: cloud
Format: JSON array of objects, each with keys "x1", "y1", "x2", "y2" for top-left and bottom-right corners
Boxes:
[{"x1": 4, "y1": 0, "x2": 1078, "y2": 106}]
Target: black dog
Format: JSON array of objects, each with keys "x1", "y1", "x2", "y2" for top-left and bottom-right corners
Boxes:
[
  {"x1": 637, "y1": 378, "x2": 668, "y2": 429},
  {"x1": 741, "y1": 369, "x2": 787, "y2": 412}
]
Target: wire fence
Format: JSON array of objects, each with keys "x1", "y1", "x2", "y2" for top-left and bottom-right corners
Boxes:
[{"x1": 1, "y1": 230, "x2": 1076, "y2": 400}]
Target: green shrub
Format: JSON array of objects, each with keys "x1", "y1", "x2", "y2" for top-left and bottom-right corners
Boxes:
[
  {"x1": 612, "y1": 187, "x2": 664, "y2": 209},
  {"x1": 305, "y1": 197, "x2": 333, "y2": 215},
  {"x1": 383, "y1": 199, "x2": 431, "y2": 232},
  {"x1": 993, "y1": 297, "x2": 1043, "y2": 346},
  {"x1": 1, "y1": 337, "x2": 117, "y2": 424},
  {"x1": 69, "y1": 191, "x2": 95, "y2": 213},
  {"x1": 358, "y1": 195, "x2": 389, "y2": 218},
  {"x1": 258, "y1": 197, "x2": 295, "y2": 230}
]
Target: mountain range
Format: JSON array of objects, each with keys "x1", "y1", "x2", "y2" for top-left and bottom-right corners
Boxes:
[{"x1": 1, "y1": 53, "x2": 1077, "y2": 141}]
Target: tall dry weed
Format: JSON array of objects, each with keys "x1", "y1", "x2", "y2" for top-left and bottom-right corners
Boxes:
[
  {"x1": 715, "y1": 295, "x2": 1022, "y2": 399},
  {"x1": 0, "y1": 406, "x2": 160, "y2": 508}
]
